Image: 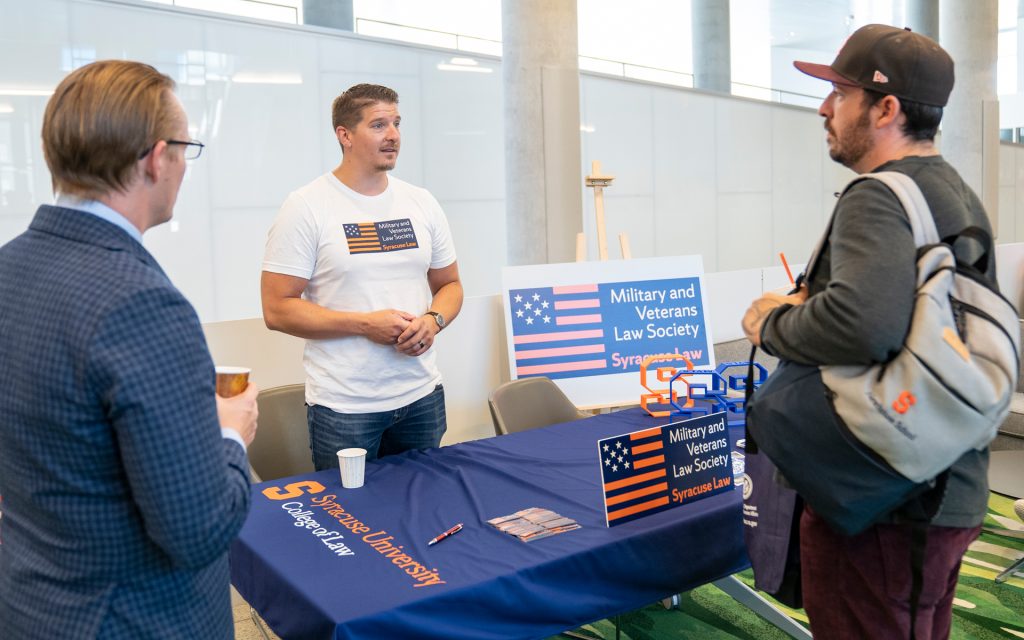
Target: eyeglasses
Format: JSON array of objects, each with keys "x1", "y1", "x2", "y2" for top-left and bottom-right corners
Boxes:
[
  {"x1": 138, "y1": 139, "x2": 205, "y2": 161},
  {"x1": 167, "y1": 139, "x2": 205, "y2": 160}
]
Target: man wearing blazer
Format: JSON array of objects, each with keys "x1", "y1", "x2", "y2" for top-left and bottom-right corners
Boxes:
[{"x1": 0, "y1": 60, "x2": 259, "y2": 638}]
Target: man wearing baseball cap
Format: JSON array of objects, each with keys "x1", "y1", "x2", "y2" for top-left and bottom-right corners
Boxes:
[{"x1": 742, "y1": 24, "x2": 993, "y2": 638}]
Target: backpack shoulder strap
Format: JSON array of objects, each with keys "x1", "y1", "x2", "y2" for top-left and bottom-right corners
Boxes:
[
  {"x1": 869, "y1": 172, "x2": 996, "y2": 272},
  {"x1": 802, "y1": 171, "x2": 937, "y2": 283},
  {"x1": 855, "y1": 171, "x2": 939, "y2": 248}
]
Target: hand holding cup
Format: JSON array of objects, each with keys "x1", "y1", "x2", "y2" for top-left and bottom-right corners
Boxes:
[{"x1": 215, "y1": 366, "x2": 259, "y2": 446}]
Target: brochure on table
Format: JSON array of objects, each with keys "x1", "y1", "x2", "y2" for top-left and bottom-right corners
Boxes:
[{"x1": 501, "y1": 255, "x2": 714, "y2": 408}]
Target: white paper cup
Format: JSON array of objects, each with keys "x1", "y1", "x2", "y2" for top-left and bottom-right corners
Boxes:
[{"x1": 337, "y1": 448, "x2": 367, "y2": 489}]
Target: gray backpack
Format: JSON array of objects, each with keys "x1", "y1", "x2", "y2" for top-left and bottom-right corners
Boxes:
[{"x1": 746, "y1": 171, "x2": 1020, "y2": 536}]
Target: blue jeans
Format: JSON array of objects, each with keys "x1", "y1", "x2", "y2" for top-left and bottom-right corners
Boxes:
[{"x1": 306, "y1": 384, "x2": 447, "y2": 470}]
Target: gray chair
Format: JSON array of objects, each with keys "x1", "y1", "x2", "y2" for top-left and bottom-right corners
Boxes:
[
  {"x1": 249, "y1": 383, "x2": 315, "y2": 481},
  {"x1": 488, "y1": 377, "x2": 590, "y2": 436}
]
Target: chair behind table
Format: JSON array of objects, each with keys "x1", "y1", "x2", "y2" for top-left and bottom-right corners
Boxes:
[
  {"x1": 249, "y1": 384, "x2": 314, "y2": 482},
  {"x1": 488, "y1": 377, "x2": 591, "y2": 436}
]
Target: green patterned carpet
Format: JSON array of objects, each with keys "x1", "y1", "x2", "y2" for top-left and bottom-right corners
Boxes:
[{"x1": 550, "y1": 493, "x2": 1024, "y2": 639}]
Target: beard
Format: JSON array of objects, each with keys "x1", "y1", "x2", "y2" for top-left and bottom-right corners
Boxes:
[
  {"x1": 826, "y1": 107, "x2": 874, "y2": 169},
  {"x1": 375, "y1": 147, "x2": 398, "y2": 172}
]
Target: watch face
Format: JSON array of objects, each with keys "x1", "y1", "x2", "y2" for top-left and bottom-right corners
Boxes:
[{"x1": 430, "y1": 311, "x2": 445, "y2": 328}]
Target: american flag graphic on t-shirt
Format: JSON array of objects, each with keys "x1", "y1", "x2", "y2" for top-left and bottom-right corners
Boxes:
[{"x1": 343, "y1": 218, "x2": 419, "y2": 254}]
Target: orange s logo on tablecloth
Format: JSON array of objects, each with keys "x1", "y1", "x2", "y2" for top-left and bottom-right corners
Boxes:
[{"x1": 262, "y1": 481, "x2": 326, "y2": 500}]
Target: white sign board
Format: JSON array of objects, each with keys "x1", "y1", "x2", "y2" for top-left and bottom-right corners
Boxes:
[{"x1": 501, "y1": 255, "x2": 714, "y2": 408}]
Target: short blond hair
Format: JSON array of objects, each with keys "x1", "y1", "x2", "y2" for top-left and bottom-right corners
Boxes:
[
  {"x1": 331, "y1": 83, "x2": 398, "y2": 131},
  {"x1": 42, "y1": 60, "x2": 180, "y2": 198}
]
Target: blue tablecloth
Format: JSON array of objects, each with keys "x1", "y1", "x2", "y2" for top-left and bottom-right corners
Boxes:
[{"x1": 230, "y1": 408, "x2": 749, "y2": 640}]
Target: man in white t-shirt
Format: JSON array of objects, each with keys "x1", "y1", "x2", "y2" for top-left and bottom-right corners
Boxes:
[{"x1": 261, "y1": 84, "x2": 463, "y2": 469}]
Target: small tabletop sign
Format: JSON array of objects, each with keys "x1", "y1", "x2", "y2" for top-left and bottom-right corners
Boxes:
[{"x1": 598, "y1": 412, "x2": 733, "y2": 527}]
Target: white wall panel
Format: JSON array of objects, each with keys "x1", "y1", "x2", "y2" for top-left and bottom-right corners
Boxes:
[
  {"x1": 999, "y1": 143, "x2": 1016, "y2": 187},
  {"x1": 715, "y1": 99, "x2": 772, "y2": 193},
  {"x1": 317, "y1": 34, "x2": 421, "y2": 74},
  {"x1": 0, "y1": 1, "x2": 69, "y2": 218},
  {"x1": 599, "y1": 194, "x2": 656, "y2": 259},
  {"x1": 771, "y1": 107, "x2": 824, "y2": 264},
  {"x1": 203, "y1": 22, "x2": 321, "y2": 210},
  {"x1": 419, "y1": 54, "x2": 503, "y2": 202},
  {"x1": 579, "y1": 76, "x2": 654, "y2": 261},
  {"x1": 0, "y1": 107, "x2": 51, "y2": 217},
  {"x1": 1013, "y1": 145, "x2": 1024, "y2": 242},
  {"x1": 70, "y1": 1, "x2": 218, "y2": 318},
  {"x1": 210, "y1": 206, "x2": 279, "y2": 320},
  {"x1": 999, "y1": 185, "x2": 1017, "y2": 243},
  {"x1": 652, "y1": 89, "x2": 719, "y2": 269},
  {"x1": 580, "y1": 77, "x2": 654, "y2": 197},
  {"x1": 716, "y1": 192, "x2": 773, "y2": 271},
  {"x1": 441, "y1": 200, "x2": 505, "y2": 298}
]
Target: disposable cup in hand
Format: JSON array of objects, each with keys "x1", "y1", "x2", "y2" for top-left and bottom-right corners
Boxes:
[
  {"x1": 215, "y1": 366, "x2": 250, "y2": 398},
  {"x1": 337, "y1": 448, "x2": 367, "y2": 489}
]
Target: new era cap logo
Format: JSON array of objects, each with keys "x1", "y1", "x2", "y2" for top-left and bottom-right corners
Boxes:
[{"x1": 873, "y1": 70, "x2": 889, "y2": 83}]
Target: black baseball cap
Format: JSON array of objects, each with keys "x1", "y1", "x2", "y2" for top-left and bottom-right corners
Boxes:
[{"x1": 794, "y1": 24, "x2": 954, "y2": 107}]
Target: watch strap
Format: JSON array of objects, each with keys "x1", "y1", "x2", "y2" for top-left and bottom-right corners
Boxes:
[{"x1": 426, "y1": 310, "x2": 445, "y2": 330}]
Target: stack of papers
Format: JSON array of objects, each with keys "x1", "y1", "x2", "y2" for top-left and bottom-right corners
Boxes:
[{"x1": 487, "y1": 507, "x2": 581, "y2": 542}]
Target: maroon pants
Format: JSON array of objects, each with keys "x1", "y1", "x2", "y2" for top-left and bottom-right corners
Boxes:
[{"x1": 800, "y1": 506, "x2": 980, "y2": 640}]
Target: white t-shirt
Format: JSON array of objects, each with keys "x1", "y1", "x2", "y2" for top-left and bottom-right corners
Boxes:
[{"x1": 263, "y1": 173, "x2": 457, "y2": 413}]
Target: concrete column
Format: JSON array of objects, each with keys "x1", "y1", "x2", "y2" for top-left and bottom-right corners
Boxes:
[
  {"x1": 941, "y1": 1, "x2": 999, "y2": 233},
  {"x1": 501, "y1": 0, "x2": 583, "y2": 265},
  {"x1": 905, "y1": 0, "x2": 939, "y2": 41},
  {"x1": 691, "y1": 0, "x2": 731, "y2": 93},
  {"x1": 303, "y1": 0, "x2": 353, "y2": 31}
]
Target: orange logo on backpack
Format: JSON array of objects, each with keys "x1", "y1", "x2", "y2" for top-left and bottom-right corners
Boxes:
[{"x1": 892, "y1": 390, "x2": 916, "y2": 414}]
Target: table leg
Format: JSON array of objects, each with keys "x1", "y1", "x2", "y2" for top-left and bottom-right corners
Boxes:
[
  {"x1": 711, "y1": 575, "x2": 812, "y2": 639},
  {"x1": 996, "y1": 556, "x2": 1024, "y2": 584}
]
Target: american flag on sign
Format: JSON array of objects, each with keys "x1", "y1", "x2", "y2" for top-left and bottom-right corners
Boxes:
[
  {"x1": 343, "y1": 222, "x2": 382, "y2": 253},
  {"x1": 509, "y1": 285, "x2": 607, "y2": 380},
  {"x1": 599, "y1": 427, "x2": 671, "y2": 526}
]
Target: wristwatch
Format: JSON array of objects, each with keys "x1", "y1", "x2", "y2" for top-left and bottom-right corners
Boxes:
[{"x1": 426, "y1": 311, "x2": 446, "y2": 331}]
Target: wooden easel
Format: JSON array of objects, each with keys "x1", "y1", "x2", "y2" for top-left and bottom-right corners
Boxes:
[
  {"x1": 577, "y1": 160, "x2": 632, "y2": 261},
  {"x1": 577, "y1": 161, "x2": 634, "y2": 415}
]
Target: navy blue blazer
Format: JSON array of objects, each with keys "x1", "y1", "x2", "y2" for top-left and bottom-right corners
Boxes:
[{"x1": 0, "y1": 206, "x2": 250, "y2": 638}]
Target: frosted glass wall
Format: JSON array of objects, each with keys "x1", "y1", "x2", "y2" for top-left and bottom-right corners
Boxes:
[{"x1": 3, "y1": 0, "x2": 1023, "y2": 323}]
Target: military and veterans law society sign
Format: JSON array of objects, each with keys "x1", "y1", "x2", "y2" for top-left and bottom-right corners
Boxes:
[
  {"x1": 502, "y1": 255, "x2": 713, "y2": 408},
  {"x1": 598, "y1": 412, "x2": 733, "y2": 527}
]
